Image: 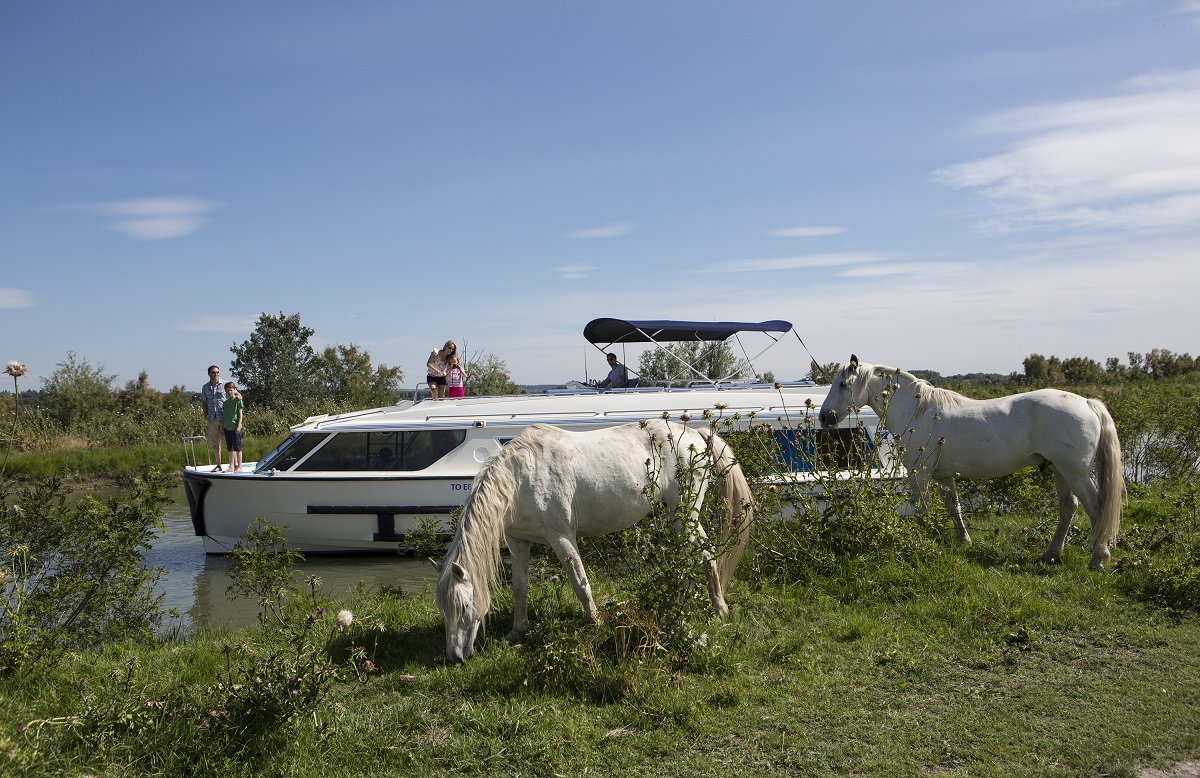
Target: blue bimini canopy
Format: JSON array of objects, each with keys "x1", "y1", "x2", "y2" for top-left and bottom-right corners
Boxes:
[{"x1": 583, "y1": 318, "x2": 793, "y2": 346}]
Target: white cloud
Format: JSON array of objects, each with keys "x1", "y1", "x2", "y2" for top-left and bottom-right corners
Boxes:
[
  {"x1": 177, "y1": 314, "x2": 258, "y2": 335},
  {"x1": 83, "y1": 196, "x2": 218, "y2": 240},
  {"x1": 697, "y1": 251, "x2": 887, "y2": 273},
  {"x1": 930, "y1": 70, "x2": 1200, "y2": 235},
  {"x1": 555, "y1": 264, "x2": 598, "y2": 279},
  {"x1": 0, "y1": 288, "x2": 37, "y2": 309},
  {"x1": 565, "y1": 222, "x2": 634, "y2": 239},
  {"x1": 767, "y1": 226, "x2": 847, "y2": 238}
]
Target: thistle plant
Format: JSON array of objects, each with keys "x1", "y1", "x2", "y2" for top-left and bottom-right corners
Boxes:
[{"x1": 1, "y1": 361, "x2": 25, "y2": 477}]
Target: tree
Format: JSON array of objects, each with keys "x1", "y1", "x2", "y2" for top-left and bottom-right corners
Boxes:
[
  {"x1": 314, "y1": 344, "x2": 404, "y2": 408},
  {"x1": 117, "y1": 371, "x2": 163, "y2": 420},
  {"x1": 807, "y1": 360, "x2": 841, "y2": 384},
  {"x1": 464, "y1": 352, "x2": 519, "y2": 396},
  {"x1": 1061, "y1": 357, "x2": 1104, "y2": 384},
  {"x1": 164, "y1": 385, "x2": 192, "y2": 413},
  {"x1": 230, "y1": 312, "x2": 320, "y2": 410},
  {"x1": 1022, "y1": 354, "x2": 1049, "y2": 383},
  {"x1": 637, "y1": 341, "x2": 751, "y2": 384},
  {"x1": 40, "y1": 352, "x2": 116, "y2": 429}
]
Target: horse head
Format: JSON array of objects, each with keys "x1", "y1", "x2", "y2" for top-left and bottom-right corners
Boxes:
[
  {"x1": 818, "y1": 354, "x2": 863, "y2": 427},
  {"x1": 434, "y1": 559, "x2": 482, "y2": 663}
]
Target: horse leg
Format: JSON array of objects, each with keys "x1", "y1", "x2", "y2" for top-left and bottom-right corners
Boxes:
[
  {"x1": 1041, "y1": 469, "x2": 1078, "y2": 565},
  {"x1": 935, "y1": 477, "x2": 971, "y2": 544},
  {"x1": 547, "y1": 534, "x2": 602, "y2": 625},
  {"x1": 674, "y1": 479, "x2": 730, "y2": 618},
  {"x1": 678, "y1": 514, "x2": 729, "y2": 618},
  {"x1": 1051, "y1": 465, "x2": 1109, "y2": 569},
  {"x1": 506, "y1": 537, "x2": 532, "y2": 642}
]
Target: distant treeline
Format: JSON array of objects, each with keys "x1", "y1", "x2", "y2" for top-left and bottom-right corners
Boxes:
[{"x1": 906, "y1": 348, "x2": 1197, "y2": 387}]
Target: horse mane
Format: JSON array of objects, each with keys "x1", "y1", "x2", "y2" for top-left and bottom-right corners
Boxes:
[
  {"x1": 882, "y1": 367, "x2": 970, "y2": 416},
  {"x1": 436, "y1": 424, "x2": 555, "y2": 625}
]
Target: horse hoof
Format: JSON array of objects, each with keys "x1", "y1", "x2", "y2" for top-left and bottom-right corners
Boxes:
[
  {"x1": 506, "y1": 630, "x2": 526, "y2": 644},
  {"x1": 1040, "y1": 553, "x2": 1061, "y2": 565}
]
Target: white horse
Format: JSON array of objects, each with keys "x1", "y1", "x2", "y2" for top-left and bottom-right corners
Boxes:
[
  {"x1": 819, "y1": 355, "x2": 1123, "y2": 569},
  {"x1": 434, "y1": 420, "x2": 755, "y2": 662}
]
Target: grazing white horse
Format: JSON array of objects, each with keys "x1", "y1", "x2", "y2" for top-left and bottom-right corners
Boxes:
[
  {"x1": 819, "y1": 356, "x2": 1123, "y2": 569},
  {"x1": 434, "y1": 420, "x2": 755, "y2": 662}
]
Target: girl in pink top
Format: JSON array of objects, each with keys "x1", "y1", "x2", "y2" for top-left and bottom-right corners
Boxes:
[{"x1": 446, "y1": 358, "x2": 466, "y2": 398}]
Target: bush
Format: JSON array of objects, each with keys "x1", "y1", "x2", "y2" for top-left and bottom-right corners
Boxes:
[{"x1": 0, "y1": 470, "x2": 171, "y2": 673}]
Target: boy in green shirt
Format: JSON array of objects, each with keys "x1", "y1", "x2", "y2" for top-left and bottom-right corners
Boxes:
[{"x1": 222, "y1": 383, "x2": 244, "y2": 472}]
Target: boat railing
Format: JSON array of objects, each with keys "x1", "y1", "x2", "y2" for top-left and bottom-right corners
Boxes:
[{"x1": 182, "y1": 435, "x2": 209, "y2": 468}]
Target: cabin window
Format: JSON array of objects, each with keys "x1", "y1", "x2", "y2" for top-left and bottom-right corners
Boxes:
[
  {"x1": 292, "y1": 429, "x2": 467, "y2": 472},
  {"x1": 775, "y1": 428, "x2": 873, "y2": 472}
]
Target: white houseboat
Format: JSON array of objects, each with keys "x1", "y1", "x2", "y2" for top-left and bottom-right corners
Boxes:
[{"x1": 183, "y1": 318, "x2": 885, "y2": 554}]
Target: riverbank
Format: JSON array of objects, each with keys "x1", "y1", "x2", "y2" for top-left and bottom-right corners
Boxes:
[
  {"x1": 4, "y1": 506, "x2": 1199, "y2": 777},
  {"x1": 0, "y1": 438, "x2": 277, "y2": 485}
]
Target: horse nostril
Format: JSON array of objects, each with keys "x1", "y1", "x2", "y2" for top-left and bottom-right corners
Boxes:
[{"x1": 819, "y1": 409, "x2": 837, "y2": 428}]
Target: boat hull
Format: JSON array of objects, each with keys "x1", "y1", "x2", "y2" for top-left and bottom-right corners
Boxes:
[{"x1": 184, "y1": 468, "x2": 473, "y2": 554}]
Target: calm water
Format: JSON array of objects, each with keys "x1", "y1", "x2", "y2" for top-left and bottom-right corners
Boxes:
[{"x1": 147, "y1": 489, "x2": 440, "y2": 633}]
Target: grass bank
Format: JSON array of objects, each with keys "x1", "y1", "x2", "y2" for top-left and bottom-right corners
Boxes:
[
  {"x1": 0, "y1": 438, "x2": 278, "y2": 483},
  {"x1": 4, "y1": 508, "x2": 1198, "y2": 777}
]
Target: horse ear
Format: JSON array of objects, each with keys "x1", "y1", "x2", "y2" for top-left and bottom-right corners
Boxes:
[
  {"x1": 849, "y1": 354, "x2": 859, "y2": 370},
  {"x1": 451, "y1": 562, "x2": 468, "y2": 581},
  {"x1": 429, "y1": 557, "x2": 442, "y2": 572}
]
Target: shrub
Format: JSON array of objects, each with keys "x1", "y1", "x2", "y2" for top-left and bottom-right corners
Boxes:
[{"x1": 0, "y1": 470, "x2": 171, "y2": 673}]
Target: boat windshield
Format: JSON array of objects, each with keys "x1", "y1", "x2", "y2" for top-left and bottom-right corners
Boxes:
[{"x1": 257, "y1": 432, "x2": 331, "y2": 471}]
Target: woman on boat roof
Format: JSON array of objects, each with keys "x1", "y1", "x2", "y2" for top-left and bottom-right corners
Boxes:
[{"x1": 427, "y1": 340, "x2": 457, "y2": 400}]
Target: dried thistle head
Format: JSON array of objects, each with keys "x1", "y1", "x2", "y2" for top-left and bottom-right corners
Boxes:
[{"x1": 5, "y1": 361, "x2": 26, "y2": 378}]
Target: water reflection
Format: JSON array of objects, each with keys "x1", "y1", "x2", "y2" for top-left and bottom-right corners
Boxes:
[{"x1": 148, "y1": 490, "x2": 440, "y2": 633}]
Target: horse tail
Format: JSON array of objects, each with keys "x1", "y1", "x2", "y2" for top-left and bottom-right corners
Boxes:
[
  {"x1": 1086, "y1": 398, "x2": 1124, "y2": 552},
  {"x1": 702, "y1": 429, "x2": 756, "y2": 589}
]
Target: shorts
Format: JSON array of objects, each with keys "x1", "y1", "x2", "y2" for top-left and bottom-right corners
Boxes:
[
  {"x1": 447, "y1": 386, "x2": 464, "y2": 398},
  {"x1": 206, "y1": 417, "x2": 224, "y2": 448},
  {"x1": 224, "y1": 427, "x2": 243, "y2": 452},
  {"x1": 427, "y1": 374, "x2": 447, "y2": 387}
]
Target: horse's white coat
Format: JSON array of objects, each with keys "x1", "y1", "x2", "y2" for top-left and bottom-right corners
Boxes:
[
  {"x1": 819, "y1": 357, "x2": 1123, "y2": 569},
  {"x1": 434, "y1": 420, "x2": 754, "y2": 662}
]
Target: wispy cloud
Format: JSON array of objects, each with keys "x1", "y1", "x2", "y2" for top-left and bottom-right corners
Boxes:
[
  {"x1": 565, "y1": 222, "x2": 634, "y2": 239},
  {"x1": 80, "y1": 196, "x2": 219, "y2": 240},
  {"x1": 839, "y1": 262, "x2": 968, "y2": 278},
  {"x1": 0, "y1": 288, "x2": 37, "y2": 309},
  {"x1": 555, "y1": 264, "x2": 598, "y2": 279},
  {"x1": 177, "y1": 314, "x2": 258, "y2": 334},
  {"x1": 930, "y1": 69, "x2": 1200, "y2": 236},
  {"x1": 767, "y1": 226, "x2": 847, "y2": 238},
  {"x1": 1169, "y1": 1, "x2": 1200, "y2": 18},
  {"x1": 697, "y1": 251, "x2": 887, "y2": 273}
]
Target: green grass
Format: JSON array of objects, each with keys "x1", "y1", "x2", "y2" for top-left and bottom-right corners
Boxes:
[
  {"x1": 0, "y1": 438, "x2": 279, "y2": 481},
  {"x1": 4, "y1": 506, "x2": 1199, "y2": 777}
]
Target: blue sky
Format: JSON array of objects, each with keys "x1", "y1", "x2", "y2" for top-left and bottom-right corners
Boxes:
[{"x1": 4, "y1": 1, "x2": 1200, "y2": 392}]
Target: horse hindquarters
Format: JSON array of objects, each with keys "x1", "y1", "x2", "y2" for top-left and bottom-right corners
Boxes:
[{"x1": 1043, "y1": 399, "x2": 1124, "y2": 569}]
